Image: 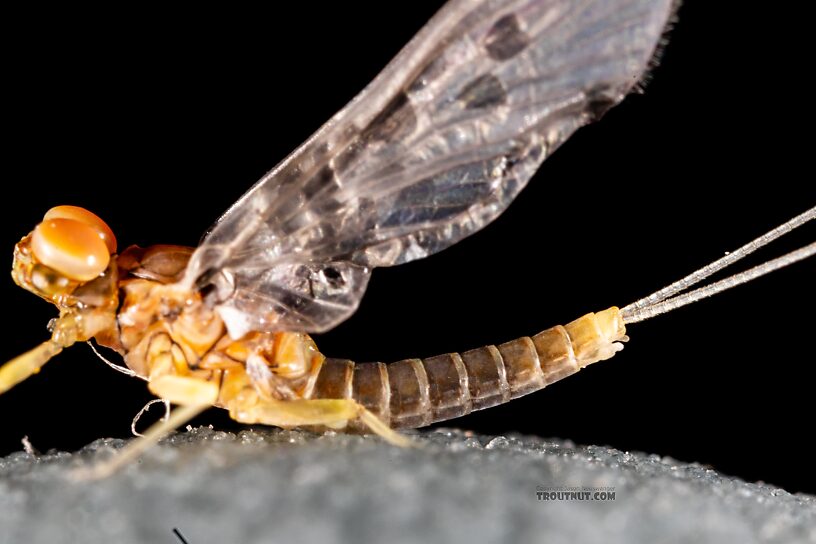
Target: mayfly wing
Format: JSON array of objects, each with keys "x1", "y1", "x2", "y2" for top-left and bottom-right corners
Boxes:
[{"x1": 182, "y1": 0, "x2": 675, "y2": 338}]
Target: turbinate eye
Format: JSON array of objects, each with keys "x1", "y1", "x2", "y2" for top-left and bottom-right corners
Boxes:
[
  {"x1": 43, "y1": 205, "x2": 117, "y2": 253},
  {"x1": 31, "y1": 206, "x2": 116, "y2": 282}
]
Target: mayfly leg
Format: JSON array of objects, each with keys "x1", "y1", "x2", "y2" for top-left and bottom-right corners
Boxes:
[
  {"x1": 0, "y1": 341, "x2": 63, "y2": 395},
  {"x1": 72, "y1": 403, "x2": 209, "y2": 480}
]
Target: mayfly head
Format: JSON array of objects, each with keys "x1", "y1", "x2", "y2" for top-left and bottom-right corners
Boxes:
[
  {"x1": 1, "y1": 206, "x2": 120, "y2": 395},
  {"x1": 12, "y1": 205, "x2": 118, "y2": 309}
]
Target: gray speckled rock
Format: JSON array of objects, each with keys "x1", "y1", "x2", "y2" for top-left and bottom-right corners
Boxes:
[{"x1": 0, "y1": 427, "x2": 813, "y2": 544}]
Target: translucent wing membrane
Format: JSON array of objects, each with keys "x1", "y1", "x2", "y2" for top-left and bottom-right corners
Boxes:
[{"x1": 183, "y1": 0, "x2": 675, "y2": 338}]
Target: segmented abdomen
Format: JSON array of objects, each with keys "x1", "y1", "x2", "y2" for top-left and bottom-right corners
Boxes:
[{"x1": 308, "y1": 307, "x2": 627, "y2": 429}]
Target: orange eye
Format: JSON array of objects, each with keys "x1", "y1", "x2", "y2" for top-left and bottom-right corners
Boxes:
[
  {"x1": 43, "y1": 205, "x2": 117, "y2": 254},
  {"x1": 31, "y1": 218, "x2": 110, "y2": 281}
]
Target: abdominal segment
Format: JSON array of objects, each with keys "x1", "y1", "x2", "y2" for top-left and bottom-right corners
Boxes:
[{"x1": 308, "y1": 308, "x2": 627, "y2": 430}]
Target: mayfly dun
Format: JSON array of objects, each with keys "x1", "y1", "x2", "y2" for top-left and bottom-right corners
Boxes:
[{"x1": 2, "y1": 0, "x2": 814, "y2": 479}]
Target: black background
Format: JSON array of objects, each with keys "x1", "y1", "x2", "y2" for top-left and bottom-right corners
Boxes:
[{"x1": 2, "y1": 3, "x2": 814, "y2": 494}]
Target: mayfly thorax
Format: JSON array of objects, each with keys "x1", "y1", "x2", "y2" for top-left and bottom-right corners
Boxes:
[{"x1": 2, "y1": 0, "x2": 815, "y2": 478}]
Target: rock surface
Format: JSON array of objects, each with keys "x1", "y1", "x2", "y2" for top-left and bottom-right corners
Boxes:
[{"x1": 0, "y1": 427, "x2": 813, "y2": 544}]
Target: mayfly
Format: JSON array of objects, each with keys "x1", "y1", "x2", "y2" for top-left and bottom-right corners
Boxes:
[{"x1": 2, "y1": 0, "x2": 814, "y2": 478}]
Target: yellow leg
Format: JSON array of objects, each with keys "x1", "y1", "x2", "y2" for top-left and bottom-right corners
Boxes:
[
  {"x1": 72, "y1": 402, "x2": 208, "y2": 480},
  {"x1": 0, "y1": 340, "x2": 62, "y2": 394},
  {"x1": 75, "y1": 373, "x2": 219, "y2": 479},
  {"x1": 72, "y1": 331, "x2": 225, "y2": 479},
  {"x1": 148, "y1": 375, "x2": 219, "y2": 405},
  {"x1": 1, "y1": 309, "x2": 114, "y2": 395},
  {"x1": 229, "y1": 396, "x2": 416, "y2": 448}
]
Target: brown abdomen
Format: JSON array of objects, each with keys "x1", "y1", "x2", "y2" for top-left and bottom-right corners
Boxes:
[{"x1": 309, "y1": 307, "x2": 626, "y2": 430}]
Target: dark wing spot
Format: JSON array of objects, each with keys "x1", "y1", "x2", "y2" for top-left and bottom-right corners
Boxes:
[
  {"x1": 457, "y1": 73, "x2": 507, "y2": 110},
  {"x1": 584, "y1": 85, "x2": 620, "y2": 122},
  {"x1": 333, "y1": 92, "x2": 416, "y2": 176},
  {"x1": 312, "y1": 197, "x2": 344, "y2": 214},
  {"x1": 361, "y1": 91, "x2": 417, "y2": 143},
  {"x1": 484, "y1": 14, "x2": 529, "y2": 61},
  {"x1": 301, "y1": 165, "x2": 336, "y2": 199},
  {"x1": 333, "y1": 139, "x2": 363, "y2": 174},
  {"x1": 321, "y1": 266, "x2": 345, "y2": 288},
  {"x1": 313, "y1": 142, "x2": 330, "y2": 160},
  {"x1": 408, "y1": 56, "x2": 447, "y2": 92},
  {"x1": 279, "y1": 165, "x2": 303, "y2": 188}
]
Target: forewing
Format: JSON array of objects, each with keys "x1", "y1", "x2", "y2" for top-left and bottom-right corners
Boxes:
[{"x1": 183, "y1": 0, "x2": 675, "y2": 338}]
